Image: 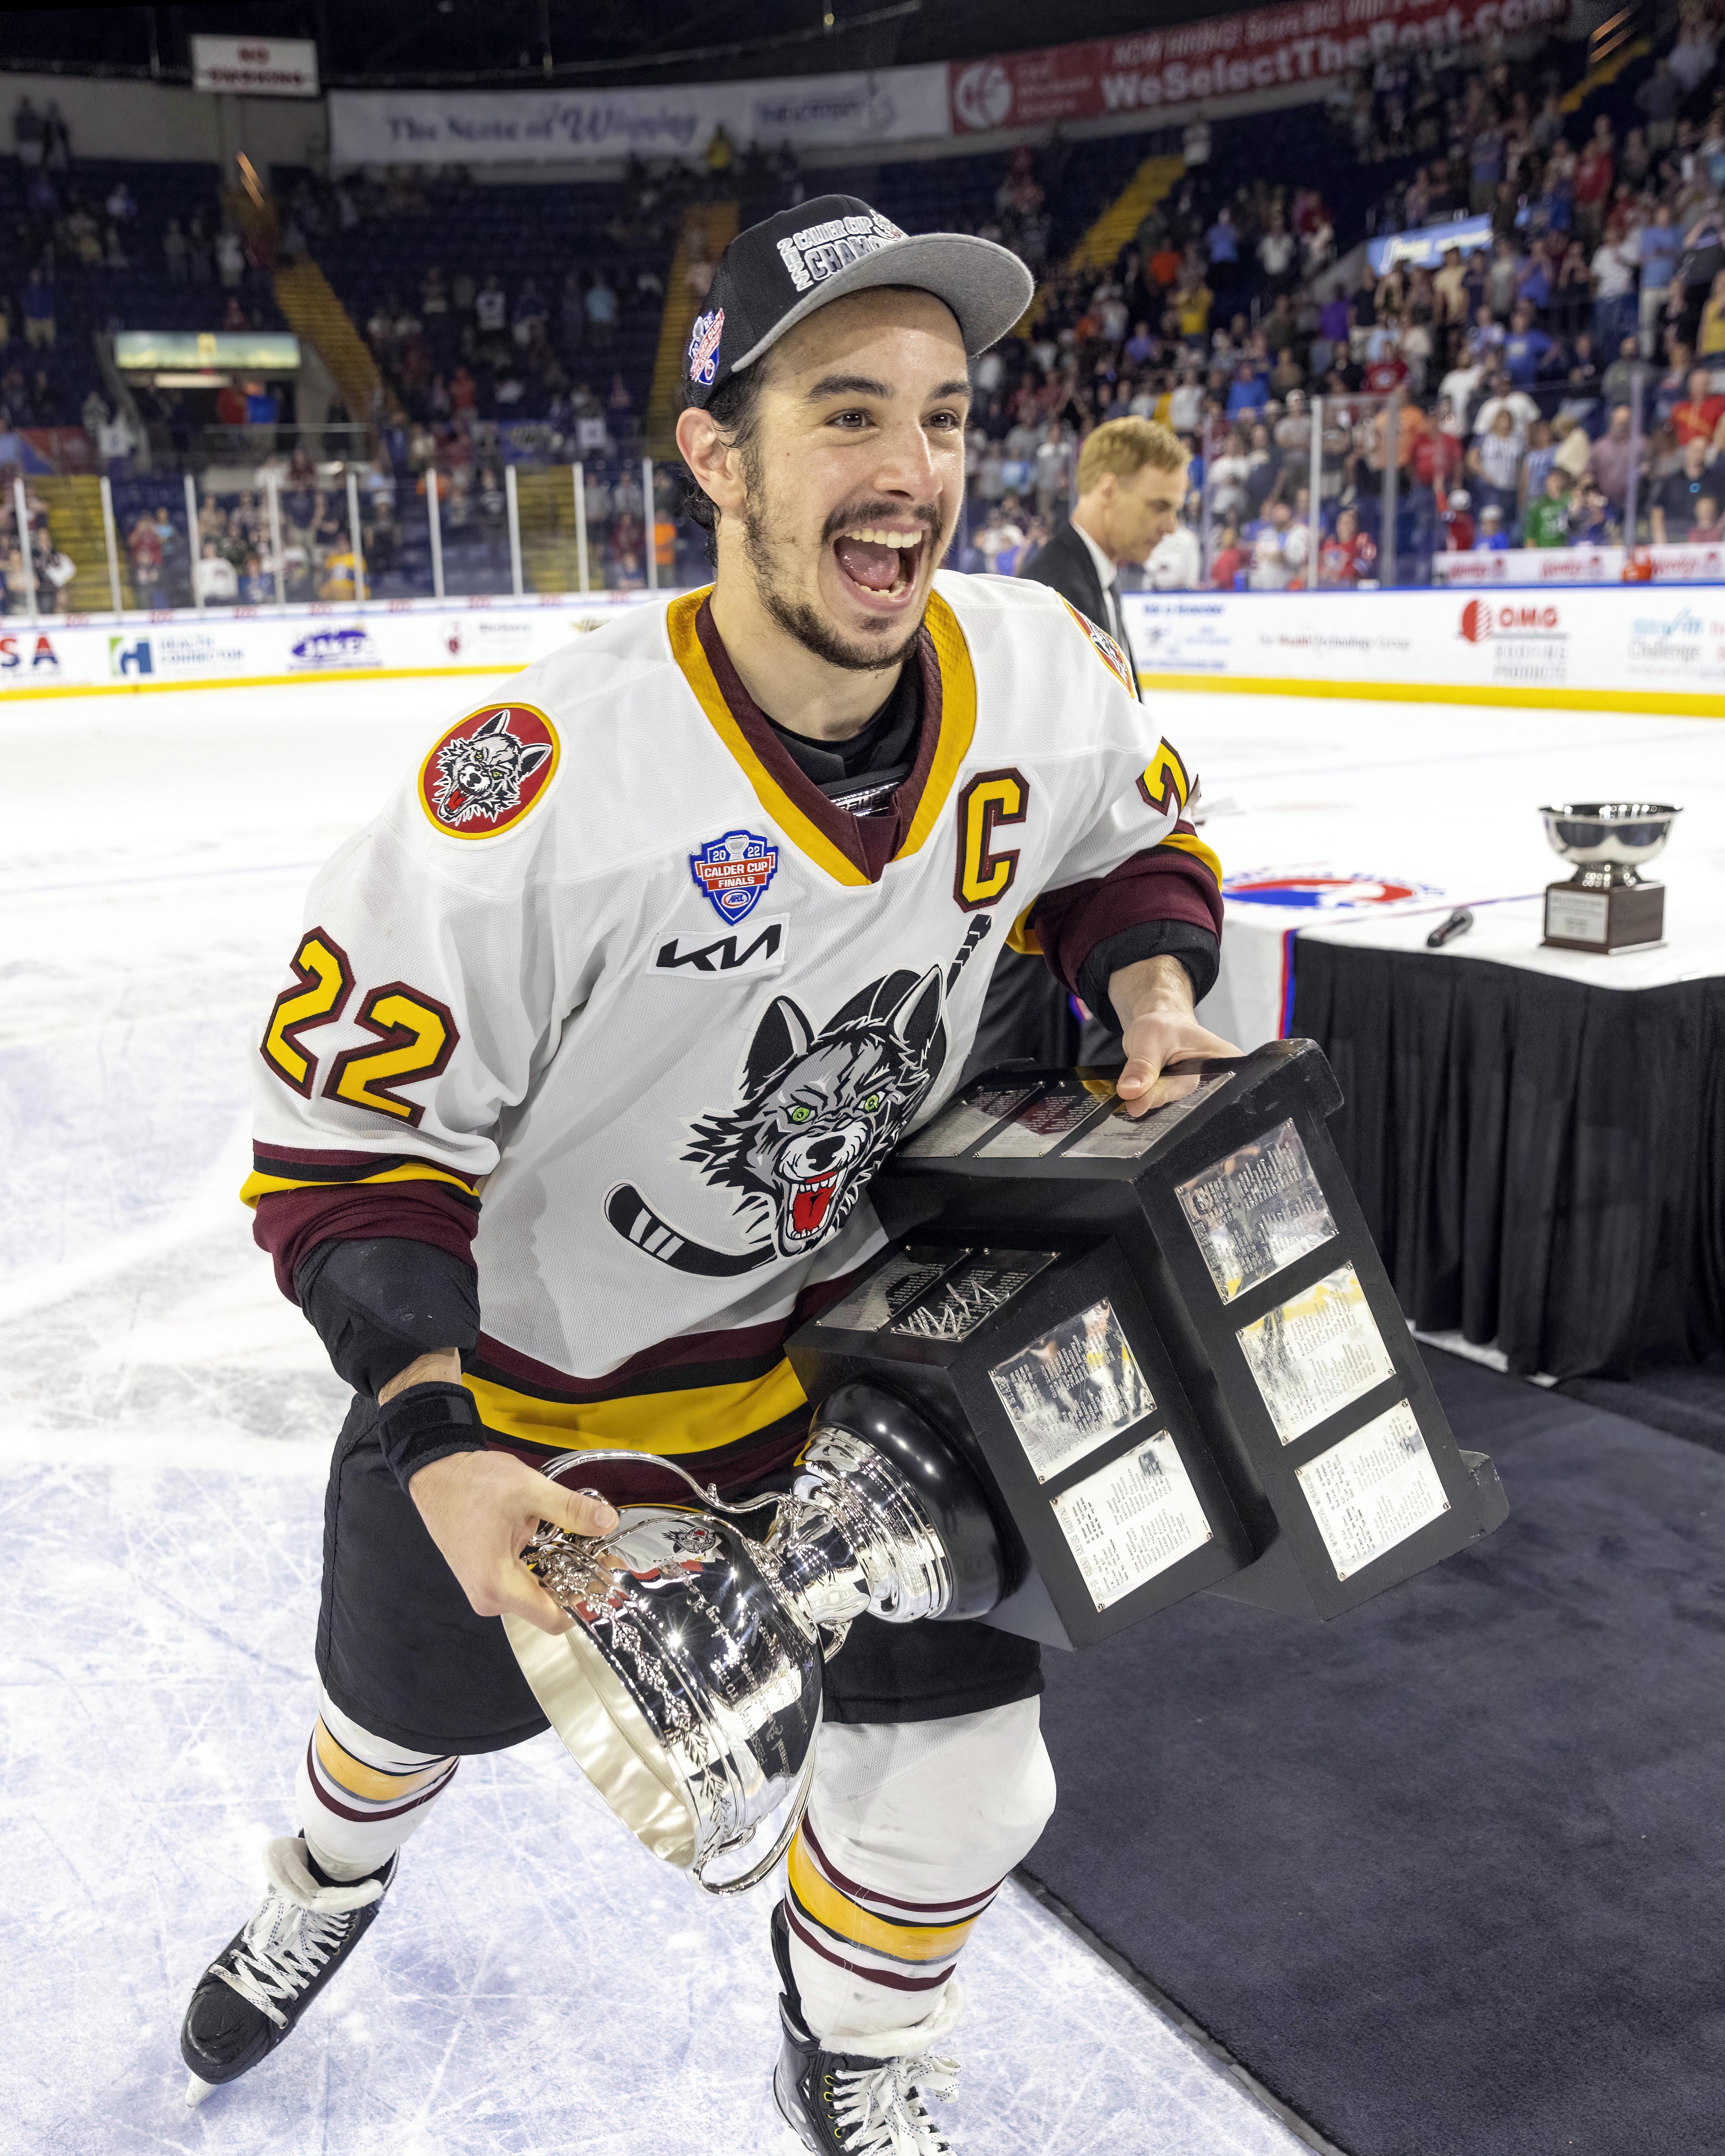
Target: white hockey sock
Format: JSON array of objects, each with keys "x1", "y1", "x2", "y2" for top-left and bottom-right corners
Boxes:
[
  {"x1": 783, "y1": 1697, "x2": 1056, "y2": 2059},
  {"x1": 294, "y1": 1688, "x2": 459, "y2": 1881}
]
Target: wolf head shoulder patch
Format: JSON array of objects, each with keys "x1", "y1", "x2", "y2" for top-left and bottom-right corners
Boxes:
[
  {"x1": 1059, "y1": 596, "x2": 1135, "y2": 695},
  {"x1": 418, "y1": 703, "x2": 559, "y2": 839}
]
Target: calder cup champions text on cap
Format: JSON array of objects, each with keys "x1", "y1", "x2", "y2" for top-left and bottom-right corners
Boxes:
[{"x1": 682, "y1": 193, "x2": 1035, "y2": 409}]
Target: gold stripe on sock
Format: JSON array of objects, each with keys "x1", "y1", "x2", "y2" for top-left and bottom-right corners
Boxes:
[
  {"x1": 786, "y1": 1831, "x2": 981, "y2": 1967},
  {"x1": 313, "y1": 1719, "x2": 450, "y2": 1804}
]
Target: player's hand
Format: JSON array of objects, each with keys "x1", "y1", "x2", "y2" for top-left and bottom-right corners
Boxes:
[
  {"x1": 408, "y1": 1450, "x2": 618, "y2": 1637},
  {"x1": 1116, "y1": 1007, "x2": 1242, "y2": 1117},
  {"x1": 1107, "y1": 953, "x2": 1242, "y2": 1119}
]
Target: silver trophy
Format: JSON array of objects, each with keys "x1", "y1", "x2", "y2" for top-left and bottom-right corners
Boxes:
[
  {"x1": 1540, "y1": 800, "x2": 1680, "y2": 953},
  {"x1": 503, "y1": 1387, "x2": 1004, "y2": 1895}
]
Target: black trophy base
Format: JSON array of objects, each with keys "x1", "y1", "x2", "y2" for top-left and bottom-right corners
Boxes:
[
  {"x1": 1542, "y1": 877, "x2": 1664, "y2": 954},
  {"x1": 790, "y1": 1043, "x2": 1508, "y2": 1654}
]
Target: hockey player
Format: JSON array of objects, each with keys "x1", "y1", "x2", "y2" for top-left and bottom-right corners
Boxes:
[{"x1": 180, "y1": 195, "x2": 1234, "y2": 2152}]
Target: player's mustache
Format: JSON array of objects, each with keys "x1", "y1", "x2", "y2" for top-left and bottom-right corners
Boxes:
[{"x1": 819, "y1": 501, "x2": 944, "y2": 546}]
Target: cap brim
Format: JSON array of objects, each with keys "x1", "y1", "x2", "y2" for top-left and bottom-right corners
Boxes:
[{"x1": 727, "y1": 233, "x2": 1035, "y2": 377}]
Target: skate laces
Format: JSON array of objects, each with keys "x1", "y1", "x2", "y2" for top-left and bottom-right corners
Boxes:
[
  {"x1": 210, "y1": 1837, "x2": 384, "y2": 2032},
  {"x1": 827, "y1": 2053, "x2": 960, "y2": 2155}
]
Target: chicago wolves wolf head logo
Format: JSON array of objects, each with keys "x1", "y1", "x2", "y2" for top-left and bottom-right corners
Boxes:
[
  {"x1": 607, "y1": 922, "x2": 989, "y2": 1276},
  {"x1": 429, "y1": 707, "x2": 555, "y2": 829}
]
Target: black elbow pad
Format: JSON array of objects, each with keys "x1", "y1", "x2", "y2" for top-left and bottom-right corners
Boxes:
[{"x1": 294, "y1": 1238, "x2": 481, "y2": 1399}]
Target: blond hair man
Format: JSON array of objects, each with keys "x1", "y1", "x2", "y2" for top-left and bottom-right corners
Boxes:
[{"x1": 1018, "y1": 415, "x2": 1190, "y2": 691}]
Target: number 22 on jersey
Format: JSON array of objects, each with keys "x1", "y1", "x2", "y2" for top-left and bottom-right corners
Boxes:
[{"x1": 261, "y1": 927, "x2": 460, "y2": 1126}]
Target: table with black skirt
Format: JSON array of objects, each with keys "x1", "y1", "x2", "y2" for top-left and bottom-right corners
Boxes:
[{"x1": 1285, "y1": 897, "x2": 1725, "y2": 1380}]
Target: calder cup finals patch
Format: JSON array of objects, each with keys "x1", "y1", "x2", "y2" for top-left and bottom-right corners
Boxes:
[
  {"x1": 687, "y1": 308, "x2": 724, "y2": 386},
  {"x1": 419, "y1": 703, "x2": 560, "y2": 839},
  {"x1": 690, "y1": 828, "x2": 779, "y2": 923}
]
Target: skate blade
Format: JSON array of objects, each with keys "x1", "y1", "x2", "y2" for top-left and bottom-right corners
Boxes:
[{"x1": 185, "y1": 2072, "x2": 217, "y2": 2109}]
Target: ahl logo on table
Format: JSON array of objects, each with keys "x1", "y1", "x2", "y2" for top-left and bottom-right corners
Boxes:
[{"x1": 1223, "y1": 872, "x2": 1436, "y2": 909}]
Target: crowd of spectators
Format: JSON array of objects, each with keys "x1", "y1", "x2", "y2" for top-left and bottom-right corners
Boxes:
[
  {"x1": 952, "y1": 9, "x2": 1725, "y2": 585},
  {"x1": 285, "y1": 156, "x2": 711, "y2": 457},
  {"x1": 7, "y1": 8, "x2": 1725, "y2": 606}
]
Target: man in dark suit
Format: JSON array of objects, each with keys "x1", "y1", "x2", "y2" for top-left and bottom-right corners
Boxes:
[
  {"x1": 1019, "y1": 414, "x2": 1193, "y2": 693},
  {"x1": 966, "y1": 417, "x2": 1195, "y2": 1075}
]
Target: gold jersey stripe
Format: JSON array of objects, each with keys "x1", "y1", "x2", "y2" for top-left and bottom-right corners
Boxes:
[
  {"x1": 463, "y1": 1355, "x2": 808, "y2": 1455},
  {"x1": 239, "y1": 1161, "x2": 479, "y2": 1209},
  {"x1": 1156, "y1": 827, "x2": 1224, "y2": 887},
  {"x1": 313, "y1": 1719, "x2": 450, "y2": 1802},
  {"x1": 664, "y1": 587, "x2": 977, "y2": 888},
  {"x1": 666, "y1": 587, "x2": 865, "y2": 889},
  {"x1": 1006, "y1": 900, "x2": 1041, "y2": 956},
  {"x1": 896, "y1": 590, "x2": 977, "y2": 863},
  {"x1": 786, "y1": 1830, "x2": 982, "y2": 1967}
]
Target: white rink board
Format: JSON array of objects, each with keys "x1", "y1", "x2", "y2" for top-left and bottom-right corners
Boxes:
[
  {"x1": 1126, "y1": 580, "x2": 1725, "y2": 708},
  {"x1": 14, "y1": 580, "x2": 1725, "y2": 711},
  {"x1": 0, "y1": 590, "x2": 656, "y2": 692}
]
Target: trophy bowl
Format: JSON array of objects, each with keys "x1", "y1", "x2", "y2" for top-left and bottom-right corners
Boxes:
[
  {"x1": 504, "y1": 1398, "x2": 1005, "y2": 1895},
  {"x1": 1539, "y1": 801, "x2": 1681, "y2": 887}
]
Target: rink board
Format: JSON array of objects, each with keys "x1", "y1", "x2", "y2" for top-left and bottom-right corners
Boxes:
[
  {"x1": 0, "y1": 590, "x2": 655, "y2": 694},
  {"x1": 1123, "y1": 582, "x2": 1725, "y2": 717},
  {"x1": 7, "y1": 582, "x2": 1725, "y2": 717}
]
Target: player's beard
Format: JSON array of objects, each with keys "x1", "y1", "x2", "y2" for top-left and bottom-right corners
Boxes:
[{"x1": 739, "y1": 450, "x2": 946, "y2": 675}]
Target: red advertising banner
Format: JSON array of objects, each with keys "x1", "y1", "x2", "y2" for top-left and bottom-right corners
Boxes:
[{"x1": 949, "y1": 0, "x2": 1571, "y2": 133}]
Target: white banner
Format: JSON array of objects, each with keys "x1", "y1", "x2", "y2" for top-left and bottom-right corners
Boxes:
[
  {"x1": 328, "y1": 65, "x2": 951, "y2": 166},
  {"x1": 192, "y1": 35, "x2": 320, "y2": 98}
]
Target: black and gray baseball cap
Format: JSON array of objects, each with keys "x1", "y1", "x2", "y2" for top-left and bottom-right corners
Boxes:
[{"x1": 683, "y1": 194, "x2": 1034, "y2": 408}]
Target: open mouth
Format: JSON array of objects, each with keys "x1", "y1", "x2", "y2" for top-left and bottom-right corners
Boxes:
[
  {"x1": 831, "y1": 524, "x2": 927, "y2": 606},
  {"x1": 787, "y1": 1172, "x2": 841, "y2": 1241}
]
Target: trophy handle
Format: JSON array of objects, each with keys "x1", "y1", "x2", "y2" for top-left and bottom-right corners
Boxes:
[
  {"x1": 538, "y1": 1447, "x2": 783, "y2": 1525},
  {"x1": 688, "y1": 1703, "x2": 824, "y2": 1899}
]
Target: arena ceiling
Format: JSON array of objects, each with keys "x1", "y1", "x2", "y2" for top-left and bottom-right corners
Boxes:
[{"x1": 0, "y1": 0, "x2": 1256, "y2": 87}]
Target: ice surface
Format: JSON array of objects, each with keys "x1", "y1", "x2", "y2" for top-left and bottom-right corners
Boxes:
[{"x1": 0, "y1": 678, "x2": 1348, "y2": 2156}]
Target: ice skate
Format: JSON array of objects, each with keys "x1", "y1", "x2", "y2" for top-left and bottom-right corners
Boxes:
[
  {"x1": 771, "y1": 1901, "x2": 959, "y2": 2154},
  {"x1": 773, "y1": 2009, "x2": 960, "y2": 2156},
  {"x1": 179, "y1": 1836, "x2": 396, "y2": 2106}
]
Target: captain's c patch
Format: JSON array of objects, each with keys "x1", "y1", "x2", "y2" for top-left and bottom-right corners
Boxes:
[{"x1": 418, "y1": 703, "x2": 559, "y2": 839}]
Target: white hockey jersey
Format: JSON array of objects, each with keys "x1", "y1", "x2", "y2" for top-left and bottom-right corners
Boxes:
[{"x1": 245, "y1": 573, "x2": 1219, "y2": 1484}]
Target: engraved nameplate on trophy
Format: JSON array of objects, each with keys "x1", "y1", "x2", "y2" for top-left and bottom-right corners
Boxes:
[
  {"x1": 899, "y1": 1080, "x2": 1041, "y2": 1158},
  {"x1": 823, "y1": 1247, "x2": 966, "y2": 1333},
  {"x1": 1295, "y1": 1400, "x2": 1451, "y2": 1581},
  {"x1": 1051, "y1": 1432, "x2": 1214, "y2": 1611},
  {"x1": 1175, "y1": 1118, "x2": 1338, "y2": 1302},
  {"x1": 1066, "y1": 1072, "x2": 1233, "y2": 1159},
  {"x1": 990, "y1": 1300, "x2": 1154, "y2": 1483},
  {"x1": 890, "y1": 1249, "x2": 1056, "y2": 1342},
  {"x1": 1235, "y1": 1262, "x2": 1397, "y2": 1443},
  {"x1": 976, "y1": 1079, "x2": 1111, "y2": 1158}
]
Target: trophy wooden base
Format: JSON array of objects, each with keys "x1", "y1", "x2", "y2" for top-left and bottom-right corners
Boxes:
[{"x1": 1542, "y1": 878, "x2": 1664, "y2": 954}]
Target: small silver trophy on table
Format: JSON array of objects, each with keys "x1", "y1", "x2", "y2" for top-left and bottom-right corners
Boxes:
[
  {"x1": 1540, "y1": 800, "x2": 1681, "y2": 954},
  {"x1": 507, "y1": 1043, "x2": 1509, "y2": 1895}
]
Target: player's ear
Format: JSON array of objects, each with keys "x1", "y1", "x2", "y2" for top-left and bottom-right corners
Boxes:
[{"x1": 677, "y1": 406, "x2": 747, "y2": 517}]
